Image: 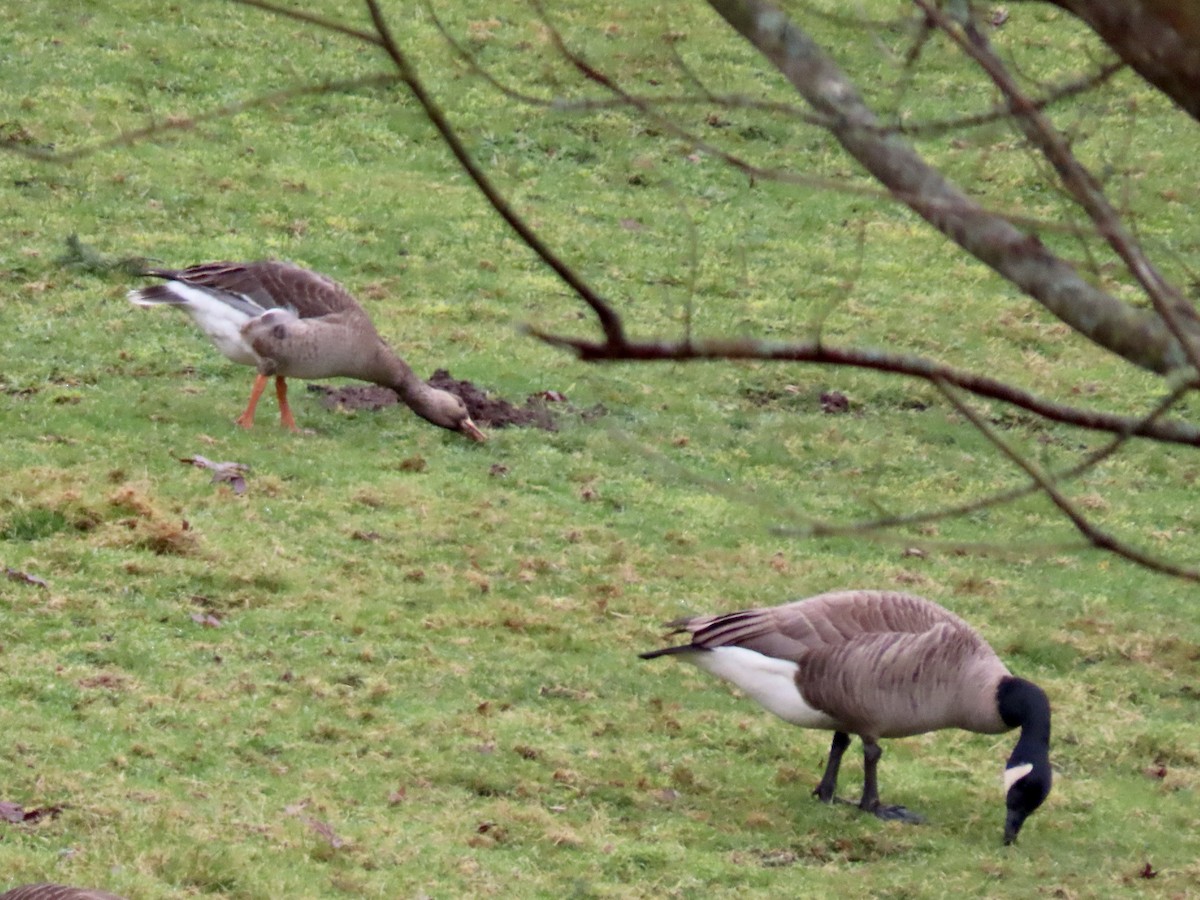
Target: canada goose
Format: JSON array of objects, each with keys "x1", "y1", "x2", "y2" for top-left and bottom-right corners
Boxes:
[
  {"x1": 128, "y1": 261, "x2": 486, "y2": 441},
  {"x1": 639, "y1": 589, "x2": 1052, "y2": 844},
  {"x1": 0, "y1": 886, "x2": 125, "y2": 900}
]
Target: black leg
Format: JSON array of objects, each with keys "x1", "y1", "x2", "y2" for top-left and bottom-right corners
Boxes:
[
  {"x1": 858, "y1": 738, "x2": 925, "y2": 824},
  {"x1": 813, "y1": 731, "x2": 851, "y2": 803}
]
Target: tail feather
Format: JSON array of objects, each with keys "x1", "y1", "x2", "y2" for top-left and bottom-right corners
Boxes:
[
  {"x1": 126, "y1": 284, "x2": 182, "y2": 306},
  {"x1": 127, "y1": 281, "x2": 268, "y2": 318},
  {"x1": 639, "y1": 644, "x2": 707, "y2": 661}
]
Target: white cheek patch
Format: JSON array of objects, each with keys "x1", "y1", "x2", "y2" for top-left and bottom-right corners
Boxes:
[{"x1": 1003, "y1": 762, "x2": 1034, "y2": 794}]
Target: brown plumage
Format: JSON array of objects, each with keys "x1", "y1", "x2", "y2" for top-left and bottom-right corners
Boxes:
[
  {"x1": 640, "y1": 589, "x2": 1052, "y2": 844},
  {"x1": 128, "y1": 260, "x2": 485, "y2": 441},
  {"x1": 0, "y1": 886, "x2": 126, "y2": 900}
]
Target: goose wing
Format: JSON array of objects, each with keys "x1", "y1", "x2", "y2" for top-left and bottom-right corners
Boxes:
[
  {"x1": 147, "y1": 261, "x2": 360, "y2": 318},
  {"x1": 652, "y1": 590, "x2": 1008, "y2": 737}
]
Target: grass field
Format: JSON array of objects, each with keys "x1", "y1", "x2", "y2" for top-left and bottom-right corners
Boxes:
[{"x1": 2, "y1": 2, "x2": 1198, "y2": 897}]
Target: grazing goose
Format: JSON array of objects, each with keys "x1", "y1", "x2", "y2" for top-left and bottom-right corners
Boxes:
[
  {"x1": 128, "y1": 260, "x2": 486, "y2": 441},
  {"x1": 639, "y1": 589, "x2": 1052, "y2": 844},
  {"x1": 0, "y1": 886, "x2": 125, "y2": 900}
]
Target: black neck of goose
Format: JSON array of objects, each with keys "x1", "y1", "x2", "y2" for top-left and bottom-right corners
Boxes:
[{"x1": 997, "y1": 676, "x2": 1051, "y2": 761}]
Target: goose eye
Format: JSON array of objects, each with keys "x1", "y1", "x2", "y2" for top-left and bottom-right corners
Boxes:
[{"x1": 272, "y1": 324, "x2": 288, "y2": 340}]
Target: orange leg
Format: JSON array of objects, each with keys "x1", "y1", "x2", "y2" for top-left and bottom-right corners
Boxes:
[
  {"x1": 235, "y1": 373, "x2": 270, "y2": 429},
  {"x1": 275, "y1": 376, "x2": 299, "y2": 432}
]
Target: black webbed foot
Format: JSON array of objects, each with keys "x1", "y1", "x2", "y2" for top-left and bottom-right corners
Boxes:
[{"x1": 862, "y1": 802, "x2": 925, "y2": 825}]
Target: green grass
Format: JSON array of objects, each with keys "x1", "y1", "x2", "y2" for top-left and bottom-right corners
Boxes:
[{"x1": 2, "y1": 1, "x2": 1199, "y2": 897}]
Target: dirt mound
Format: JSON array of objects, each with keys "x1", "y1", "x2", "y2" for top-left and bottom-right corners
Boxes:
[{"x1": 306, "y1": 370, "x2": 604, "y2": 431}]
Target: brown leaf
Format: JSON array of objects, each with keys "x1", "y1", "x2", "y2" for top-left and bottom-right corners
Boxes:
[
  {"x1": 398, "y1": 455, "x2": 426, "y2": 472},
  {"x1": 304, "y1": 816, "x2": 346, "y2": 849},
  {"x1": 4, "y1": 567, "x2": 48, "y2": 588},
  {"x1": 387, "y1": 788, "x2": 407, "y2": 805},
  {"x1": 488, "y1": 463, "x2": 510, "y2": 477},
  {"x1": 190, "y1": 612, "x2": 222, "y2": 628},
  {"x1": 179, "y1": 454, "x2": 250, "y2": 493},
  {"x1": 0, "y1": 801, "x2": 25, "y2": 823},
  {"x1": 820, "y1": 391, "x2": 850, "y2": 414},
  {"x1": 1139, "y1": 862, "x2": 1157, "y2": 879},
  {"x1": 78, "y1": 673, "x2": 126, "y2": 690},
  {"x1": 1142, "y1": 764, "x2": 1168, "y2": 780},
  {"x1": 0, "y1": 801, "x2": 65, "y2": 824},
  {"x1": 21, "y1": 804, "x2": 65, "y2": 824}
]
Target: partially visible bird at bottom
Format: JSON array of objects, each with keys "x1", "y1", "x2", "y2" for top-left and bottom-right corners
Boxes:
[
  {"x1": 0, "y1": 886, "x2": 126, "y2": 900},
  {"x1": 127, "y1": 260, "x2": 485, "y2": 441},
  {"x1": 639, "y1": 589, "x2": 1052, "y2": 844}
]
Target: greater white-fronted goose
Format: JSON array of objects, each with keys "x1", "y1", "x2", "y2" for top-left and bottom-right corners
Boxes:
[
  {"x1": 0, "y1": 886, "x2": 126, "y2": 900},
  {"x1": 128, "y1": 261, "x2": 486, "y2": 441},
  {"x1": 640, "y1": 589, "x2": 1052, "y2": 844}
]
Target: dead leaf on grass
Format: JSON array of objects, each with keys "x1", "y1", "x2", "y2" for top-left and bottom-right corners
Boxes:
[
  {"x1": 0, "y1": 800, "x2": 65, "y2": 824},
  {"x1": 4, "y1": 567, "x2": 48, "y2": 588},
  {"x1": 398, "y1": 455, "x2": 426, "y2": 472},
  {"x1": 820, "y1": 390, "x2": 850, "y2": 414},
  {"x1": 78, "y1": 673, "x2": 127, "y2": 690},
  {"x1": 304, "y1": 816, "x2": 346, "y2": 849},
  {"x1": 190, "y1": 611, "x2": 222, "y2": 628},
  {"x1": 179, "y1": 454, "x2": 249, "y2": 493}
]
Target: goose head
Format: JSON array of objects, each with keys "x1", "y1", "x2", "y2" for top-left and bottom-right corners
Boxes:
[
  {"x1": 411, "y1": 387, "x2": 487, "y2": 441},
  {"x1": 1002, "y1": 756, "x2": 1052, "y2": 845},
  {"x1": 998, "y1": 676, "x2": 1053, "y2": 845}
]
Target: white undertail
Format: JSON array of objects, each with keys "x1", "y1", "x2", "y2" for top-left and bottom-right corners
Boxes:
[{"x1": 689, "y1": 646, "x2": 838, "y2": 729}]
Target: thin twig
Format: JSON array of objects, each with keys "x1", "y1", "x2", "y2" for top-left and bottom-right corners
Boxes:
[
  {"x1": 230, "y1": 0, "x2": 383, "y2": 45},
  {"x1": 606, "y1": 425, "x2": 1092, "y2": 561},
  {"x1": 2, "y1": 73, "x2": 401, "y2": 163},
  {"x1": 793, "y1": 378, "x2": 1195, "y2": 536},
  {"x1": 933, "y1": 378, "x2": 1200, "y2": 580},
  {"x1": 915, "y1": 0, "x2": 1200, "y2": 377},
  {"x1": 359, "y1": 0, "x2": 626, "y2": 347}
]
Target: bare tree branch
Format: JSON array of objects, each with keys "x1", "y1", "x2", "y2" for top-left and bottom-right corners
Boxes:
[
  {"x1": 916, "y1": 0, "x2": 1200, "y2": 376},
  {"x1": 429, "y1": 5, "x2": 1121, "y2": 144},
  {"x1": 1033, "y1": 0, "x2": 1200, "y2": 122},
  {"x1": 1, "y1": 73, "x2": 401, "y2": 163},
  {"x1": 934, "y1": 379, "x2": 1200, "y2": 580},
  {"x1": 705, "y1": 0, "x2": 1200, "y2": 375},
  {"x1": 526, "y1": 328, "x2": 1200, "y2": 447},
  {"x1": 793, "y1": 378, "x2": 1195, "y2": 537},
  {"x1": 891, "y1": 60, "x2": 1125, "y2": 137},
  {"x1": 230, "y1": 0, "x2": 383, "y2": 46},
  {"x1": 356, "y1": 0, "x2": 627, "y2": 348}
]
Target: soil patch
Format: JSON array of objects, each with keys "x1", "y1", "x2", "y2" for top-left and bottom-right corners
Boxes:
[{"x1": 306, "y1": 369, "x2": 605, "y2": 431}]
